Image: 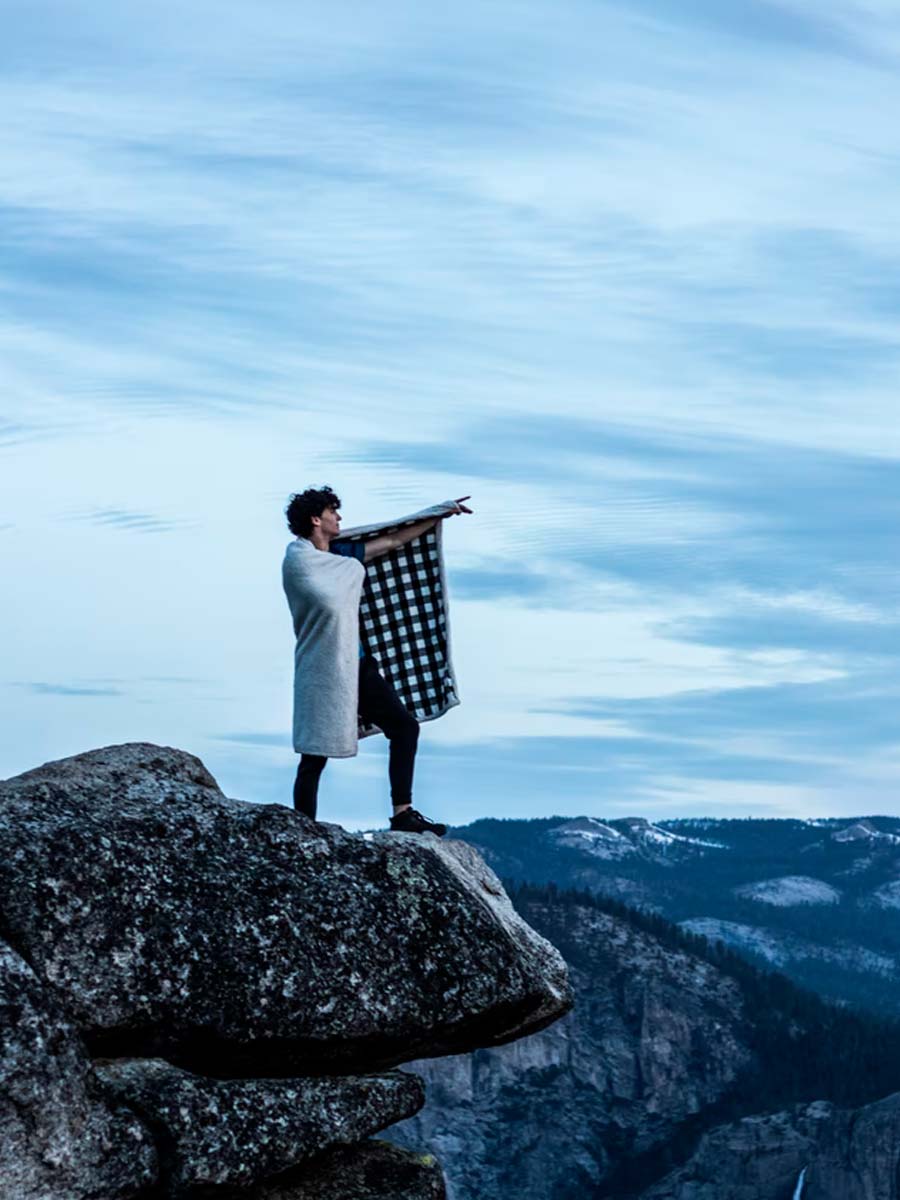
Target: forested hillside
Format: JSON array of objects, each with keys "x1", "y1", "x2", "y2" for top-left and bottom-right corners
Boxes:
[
  {"x1": 393, "y1": 882, "x2": 900, "y2": 1199},
  {"x1": 451, "y1": 815, "x2": 900, "y2": 1013}
]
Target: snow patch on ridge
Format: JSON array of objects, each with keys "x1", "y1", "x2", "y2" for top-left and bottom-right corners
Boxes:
[
  {"x1": 551, "y1": 817, "x2": 635, "y2": 860},
  {"x1": 832, "y1": 819, "x2": 900, "y2": 845},
  {"x1": 734, "y1": 876, "x2": 841, "y2": 907},
  {"x1": 561, "y1": 817, "x2": 624, "y2": 840},
  {"x1": 869, "y1": 881, "x2": 900, "y2": 910},
  {"x1": 682, "y1": 919, "x2": 787, "y2": 965},
  {"x1": 620, "y1": 817, "x2": 725, "y2": 849},
  {"x1": 679, "y1": 918, "x2": 895, "y2": 976},
  {"x1": 551, "y1": 816, "x2": 726, "y2": 860}
]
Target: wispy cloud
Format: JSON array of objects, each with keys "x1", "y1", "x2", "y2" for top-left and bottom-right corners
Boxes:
[
  {"x1": 350, "y1": 415, "x2": 900, "y2": 610},
  {"x1": 142, "y1": 676, "x2": 213, "y2": 685},
  {"x1": 623, "y1": 0, "x2": 875, "y2": 60},
  {"x1": 65, "y1": 507, "x2": 185, "y2": 534},
  {"x1": 213, "y1": 732, "x2": 292, "y2": 747},
  {"x1": 0, "y1": 420, "x2": 35, "y2": 447},
  {"x1": 12, "y1": 682, "x2": 123, "y2": 697}
]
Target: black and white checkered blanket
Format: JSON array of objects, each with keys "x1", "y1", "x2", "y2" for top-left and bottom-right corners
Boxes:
[{"x1": 337, "y1": 501, "x2": 460, "y2": 738}]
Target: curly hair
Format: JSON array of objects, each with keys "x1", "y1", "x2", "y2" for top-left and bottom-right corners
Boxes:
[{"x1": 285, "y1": 486, "x2": 342, "y2": 537}]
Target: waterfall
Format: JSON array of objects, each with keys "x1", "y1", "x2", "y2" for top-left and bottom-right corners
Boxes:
[{"x1": 792, "y1": 1166, "x2": 807, "y2": 1199}]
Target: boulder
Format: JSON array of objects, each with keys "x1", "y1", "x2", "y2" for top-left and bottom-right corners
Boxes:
[
  {"x1": 0, "y1": 941, "x2": 157, "y2": 1200},
  {"x1": 96, "y1": 1058, "x2": 424, "y2": 1192},
  {"x1": 0, "y1": 743, "x2": 571, "y2": 1076}
]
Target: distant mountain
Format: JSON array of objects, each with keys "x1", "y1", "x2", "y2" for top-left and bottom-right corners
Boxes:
[
  {"x1": 550, "y1": 816, "x2": 726, "y2": 860},
  {"x1": 392, "y1": 885, "x2": 900, "y2": 1200},
  {"x1": 831, "y1": 818, "x2": 900, "y2": 845},
  {"x1": 448, "y1": 815, "x2": 900, "y2": 1013}
]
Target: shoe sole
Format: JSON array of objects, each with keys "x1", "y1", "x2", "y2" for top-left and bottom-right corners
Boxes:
[{"x1": 389, "y1": 826, "x2": 447, "y2": 837}]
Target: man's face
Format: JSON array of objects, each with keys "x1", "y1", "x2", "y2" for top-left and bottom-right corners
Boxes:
[{"x1": 314, "y1": 504, "x2": 342, "y2": 541}]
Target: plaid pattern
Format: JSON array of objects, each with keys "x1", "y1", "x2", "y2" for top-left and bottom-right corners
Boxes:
[{"x1": 334, "y1": 502, "x2": 460, "y2": 738}]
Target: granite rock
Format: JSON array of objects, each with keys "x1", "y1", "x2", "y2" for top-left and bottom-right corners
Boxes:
[
  {"x1": 807, "y1": 1091, "x2": 900, "y2": 1199},
  {"x1": 96, "y1": 1058, "x2": 425, "y2": 1192},
  {"x1": 0, "y1": 941, "x2": 157, "y2": 1200},
  {"x1": 0, "y1": 743, "x2": 571, "y2": 1076}
]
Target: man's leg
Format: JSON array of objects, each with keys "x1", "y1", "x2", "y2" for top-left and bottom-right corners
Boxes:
[
  {"x1": 357, "y1": 656, "x2": 419, "y2": 810},
  {"x1": 357, "y1": 654, "x2": 445, "y2": 836},
  {"x1": 293, "y1": 754, "x2": 327, "y2": 820}
]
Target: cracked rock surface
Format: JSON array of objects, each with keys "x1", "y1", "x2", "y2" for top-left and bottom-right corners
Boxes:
[
  {"x1": 0, "y1": 942, "x2": 156, "y2": 1199},
  {"x1": 96, "y1": 1058, "x2": 425, "y2": 1191},
  {"x1": 240, "y1": 1139, "x2": 447, "y2": 1200}
]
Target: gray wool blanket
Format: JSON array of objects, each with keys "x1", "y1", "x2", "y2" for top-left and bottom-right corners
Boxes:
[
  {"x1": 282, "y1": 534, "x2": 365, "y2": 757},
  {"x1": 283, "y1": 500, "x2": 460, "y2": 757}
]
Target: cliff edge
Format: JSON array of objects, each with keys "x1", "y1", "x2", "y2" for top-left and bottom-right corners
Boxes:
[{"x1": 0, "y1": 743, "x2": 572, "y2": 1199}]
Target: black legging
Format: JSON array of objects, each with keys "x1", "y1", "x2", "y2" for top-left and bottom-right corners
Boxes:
[{"x1": 293, "y1": 654, "x2": 419, "y2": 820}]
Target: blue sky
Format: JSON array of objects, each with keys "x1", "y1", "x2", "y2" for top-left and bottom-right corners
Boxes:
[{"x1": 2, "y1": 0, "x2": 898, "y2": 827}]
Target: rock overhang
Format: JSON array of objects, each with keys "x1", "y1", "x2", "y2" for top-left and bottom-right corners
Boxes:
[{"x1": 0, "y1": 743, "x2": 572, "y2": 1078}]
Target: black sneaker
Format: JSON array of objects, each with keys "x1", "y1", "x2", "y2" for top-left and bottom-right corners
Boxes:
[{"x1": 389, "y1": 808, "x2": 447, "y2": 837}]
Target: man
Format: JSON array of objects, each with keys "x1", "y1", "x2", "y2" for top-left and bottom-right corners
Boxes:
[{"x1": 282, "y1": 485, "x2": 472, "y2": 835}]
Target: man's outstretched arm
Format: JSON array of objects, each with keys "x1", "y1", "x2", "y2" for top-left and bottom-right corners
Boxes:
[{"x1": 362, "y1": 497, "x2": 472, "y2": 563}]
